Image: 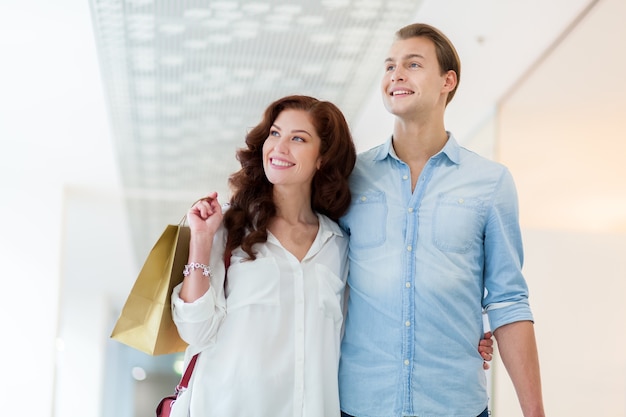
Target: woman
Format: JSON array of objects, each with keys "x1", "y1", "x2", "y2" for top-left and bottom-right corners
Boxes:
[{"x1": 172, "y1": 95, "x2": 356, "y2": 416}]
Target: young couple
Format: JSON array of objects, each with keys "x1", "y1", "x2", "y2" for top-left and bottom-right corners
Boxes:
[{"x1": 170, "y1": 23, "x2": 545, "y2": 417}]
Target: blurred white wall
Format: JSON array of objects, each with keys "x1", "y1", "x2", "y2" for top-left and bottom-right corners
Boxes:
[
  {"x1": 492, "y1": 0, "x2": 626, "y2": 414},
  {"x1": 0, "y1": 0, "x2": 118, "y2": 414}
]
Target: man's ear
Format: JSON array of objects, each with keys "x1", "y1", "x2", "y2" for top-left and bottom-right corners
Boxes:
[{"x1": 442, "y1": 70, "x2": 457, "y2": 93}]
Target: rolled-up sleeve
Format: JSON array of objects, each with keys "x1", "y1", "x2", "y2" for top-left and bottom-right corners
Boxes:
[{"x1": 483, "y1": 169, "x2": 534, "y2": 331}]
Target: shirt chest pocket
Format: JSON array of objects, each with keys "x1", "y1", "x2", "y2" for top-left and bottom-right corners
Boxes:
[
  {"x1": 432, "y1": 195, "x2": 486, "y2": 253},
  {"x1": 225, "y1": 257, "x2": 280, "y2": 310},
  {"x1": 315, "y1": 263, "x2": 345, "y2": 323},
  {"x1": 345, "y1": 191, "x2": 387, "y2": 250}
]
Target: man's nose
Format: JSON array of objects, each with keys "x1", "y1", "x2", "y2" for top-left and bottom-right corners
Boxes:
[{"x1": 391, "y1": 67, "x2": 405, "y2": 82}]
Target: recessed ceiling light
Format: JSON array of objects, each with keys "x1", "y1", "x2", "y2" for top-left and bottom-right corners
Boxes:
[
  {"x1": 160, "y1": 55, "x2": 184, "y2": 67},
  {"x1": 161, "y1": 83, "x2": 182, "y2": 94},
  {"x1": 159, "y1": 23, "x2": 185, "y2": 35},
  {"x1": 310, "y1": 33, "x2": 336, "y2": 44},
  {"x1": 349, "y1": 9, "x2": 377, "y2": 20},
  {"x1": 211, "y1": 1, "x2": 239, "y2": 12},
  {"x1": 207, "y1": 34, "x2": 233, "y2": 45},
  {"x1": 298, "y1": 15, "x2": 324, "y2": 26},
  {"x1": 183, "y1": 39, "x2": 208, "y2": 50},
  {"x1": 234, "y1": 69, "x2": 255, "y2": 79},
  {"x1": 203, "y1": 19, "x2": 230, "y2": 29},
  {"x1": 183, "y1": 8, "x2": 212, "y2": 19},
  {"x1": 242, "y1": 3, "x2": 271, "y2": 14},
  {"x1": 135, "y1": 78, "x2": 156, "y2": 97},
  {"x1": 162, "y1": 106, "x2": 183, "y2": 118},
  {"x1": 138, "y1": 125, "x2": 158, "y2": 139},
  {"x1": 301, "y1": 64, "x2": 324, "y2": 75},
  {"x1": 321, "y1": 0, "x2": 350, "y2": 9},
  {"x1": 278, "y1": 4, "x2": 302, "y2": 14},
  {"x1": 127, "y1": 0, "x2": 154, "y2": 6}
]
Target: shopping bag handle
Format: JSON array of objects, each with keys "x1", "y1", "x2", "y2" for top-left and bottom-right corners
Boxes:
[{"x1": 180, "y1": 196, "x2": 219, "y2": 225}]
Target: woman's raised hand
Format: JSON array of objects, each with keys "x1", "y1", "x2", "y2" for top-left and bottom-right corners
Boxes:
[{"x1": 187, "y1": 192, "x2": 224, "y2": 236}]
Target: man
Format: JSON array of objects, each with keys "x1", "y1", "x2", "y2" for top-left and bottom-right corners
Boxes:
[{"x1": 338, "y1": 23, "x2": 545, "y2": 417}]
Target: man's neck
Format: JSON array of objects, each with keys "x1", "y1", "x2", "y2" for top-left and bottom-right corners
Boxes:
[
  {"x1": 391, "y1": 119, "x2": 448, "y2": 163},
  {"x1": 390, "y1": 117, "x2": 449, "y2": 191}
]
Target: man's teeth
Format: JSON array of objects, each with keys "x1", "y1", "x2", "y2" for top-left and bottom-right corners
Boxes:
[{"x1": 393, "y1": 90, "x2": 411, "y2": 96}]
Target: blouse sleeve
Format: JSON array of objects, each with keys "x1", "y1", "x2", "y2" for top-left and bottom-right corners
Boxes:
[{"x1": 171, "y1": 224, "x2": 228, "y2": 348}]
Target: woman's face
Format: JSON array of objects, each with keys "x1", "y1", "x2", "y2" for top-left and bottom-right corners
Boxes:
[{"x1": 262, "y1": 109, "x2": 322, "y2": 190}]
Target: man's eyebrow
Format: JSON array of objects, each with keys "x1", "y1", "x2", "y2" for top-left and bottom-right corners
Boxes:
[{"x1": 384, "y1": 53, "x2": 425, "y2": 62}]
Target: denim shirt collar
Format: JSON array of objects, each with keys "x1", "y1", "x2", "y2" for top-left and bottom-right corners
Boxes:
[{"x1": 373, "y1": 132, "x2": 461, "y2": 165}]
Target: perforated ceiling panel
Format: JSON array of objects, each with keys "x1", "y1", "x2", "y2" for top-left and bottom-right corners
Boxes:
[{"x1": 88, "y1": 0, "x2": 422, "y2": 261}]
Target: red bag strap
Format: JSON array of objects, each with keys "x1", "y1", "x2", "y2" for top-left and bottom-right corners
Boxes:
[{"x1": 177, "y1": 353, "x2": 198, "y2": 390}]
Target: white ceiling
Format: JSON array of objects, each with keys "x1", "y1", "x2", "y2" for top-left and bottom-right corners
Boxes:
[
  {"x1": 88, "y1": 0, "x2": 429, "y2": 259},
  {"x1": 83, "y1": 0, "x2": 596, "y2": 263}
]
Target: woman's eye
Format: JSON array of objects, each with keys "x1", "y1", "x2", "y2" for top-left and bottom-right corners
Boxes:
[
  {"x1": 269, "y1": 130, "x2": 279, "y2": 137},
  {"x1": 292, "y1": 136, "x2": 305, "y2": 142}
]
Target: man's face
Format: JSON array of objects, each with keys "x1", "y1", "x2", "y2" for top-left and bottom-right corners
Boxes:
[{"x1": 380, "y1": 36, "x2": 455, "y2": 120}]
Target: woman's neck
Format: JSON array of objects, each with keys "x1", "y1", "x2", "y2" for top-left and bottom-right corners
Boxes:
[{"x1": 272, "y1": 185, "x2": 317, "y2": 225}]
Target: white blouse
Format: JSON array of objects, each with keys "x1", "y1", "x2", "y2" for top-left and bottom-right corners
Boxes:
[{"x1": 171, "y1": 213, "x2": 348, "y2": 417}]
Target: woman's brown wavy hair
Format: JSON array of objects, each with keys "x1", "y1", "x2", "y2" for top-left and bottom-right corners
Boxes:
[{"x1": 223, "y1": 95, "x2": 356, "y2": 260}]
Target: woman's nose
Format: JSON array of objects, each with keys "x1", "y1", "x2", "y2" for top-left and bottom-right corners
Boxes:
[{"x1": 273, "y1": 137, "x2": 289, "y2": 153}]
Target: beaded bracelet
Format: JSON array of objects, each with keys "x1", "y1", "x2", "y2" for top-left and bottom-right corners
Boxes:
[{"x1": 183, "y1": 262, "x2": 212, "y2": 278}]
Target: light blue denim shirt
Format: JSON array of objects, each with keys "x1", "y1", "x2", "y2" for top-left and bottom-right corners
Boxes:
[{"x1": 338, "y1": 134, "x2": 534, "y2": 417}]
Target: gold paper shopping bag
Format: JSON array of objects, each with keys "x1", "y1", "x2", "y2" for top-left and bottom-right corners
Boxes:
[{"x1": 111, "y1": 222, "x2": 190, "y2": 355}]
